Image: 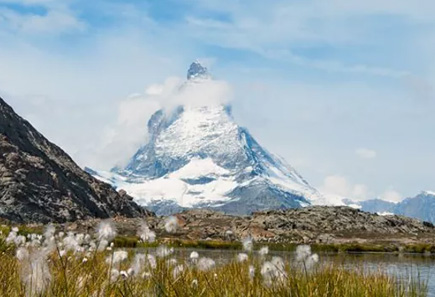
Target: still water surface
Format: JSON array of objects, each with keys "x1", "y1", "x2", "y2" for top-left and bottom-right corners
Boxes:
[{"x1": 163, "y1": 249, "x2": 435, "y2": 296}]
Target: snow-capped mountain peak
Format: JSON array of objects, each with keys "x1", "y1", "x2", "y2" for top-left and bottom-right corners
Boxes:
[
  {"x1": 187, "y1": 61, "x2": 211, "y2": 80},
  {"x1": 89, "y1": 62, "x2": 324, "y2": 215}
]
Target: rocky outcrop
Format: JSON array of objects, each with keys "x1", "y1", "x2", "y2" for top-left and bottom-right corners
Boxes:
[
  {"x1": 0, "y1": 97, "x2": 151, "y2": 223},
  {"x1": 64, "y1": 206, "x2": 435, "y2": 245}
]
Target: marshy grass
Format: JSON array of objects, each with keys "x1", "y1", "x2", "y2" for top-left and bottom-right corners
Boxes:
[{"x1": 0, "y1": 223, "x2": 428, "y2": 297}]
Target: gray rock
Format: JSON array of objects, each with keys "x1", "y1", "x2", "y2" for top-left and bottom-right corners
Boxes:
[{"x1": 0, "y1": 97, "x2": 152, "y2": 223}]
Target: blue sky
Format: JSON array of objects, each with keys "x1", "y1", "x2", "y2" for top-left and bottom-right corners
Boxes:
[{"x1": 0, "y1": 0, "x2": 434, "y2": 202}]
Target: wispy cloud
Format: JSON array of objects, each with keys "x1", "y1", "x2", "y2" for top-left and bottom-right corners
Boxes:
[
  {"x1": 320, "y1": 175, "x2": 369, "y2": 202},
  {"x1": 355, "y1": 148, "x2": 377, "y2": 159}
]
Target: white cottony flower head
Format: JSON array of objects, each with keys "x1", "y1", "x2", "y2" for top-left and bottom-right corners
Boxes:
[
  {"x1": 98, "y1": 239, "x2": 109, "y2": 251},
  {"x1": 107, "y1": 251, "x2": 128, "y2": 264},
  {"x1": 43, "y1": 225, "x2": 55, "y2": 241},
  {"x1": 62, "y1": 233, "x2": 80, "y2": 252},
  {"x1": 261, "y1": 258, "x2": 287, "y2": 286},
  {"x1": 259, "y1": 246, "x2": 269, "y2": 256},
  {"x1": 120, "y1": 270, "x2": 129, "y2": 279},
  {"x1": 137, "y1": 221, "x2": 156, "y2": 243},
  {"x1": 190, "y1": 251, "x2": 199, "y2": 261},
  {"x1": 167, "y1": 258, "x2": 177, "y2": 266},
  {"x1": 110, "y1": 269, "x2": 120, "y2": 282},
  {"x1": 21, "y1": 249, "x2": 52, "y2": 295},
  {"x1": 16, "y1": 247, "x2": 29, "y2": 261},
  {"x1": 14, "y1": 235, "x2": 26, "y2": 247},
  {"x1": 156, "y1": 245, "x2": 174, "y2": 258},
  {"x1": 164, "y1": 216, "x2": 179, "y2": 233},
  {"x1": 147, "y1": 254, "x2": 157, "y2": 270},
  {"x1": 249, "y1": 265, "x2": 255, "y2": 280},
  {"x1": 173, "y1": 264, "x2": 184, "y2": 278},
  {"x1": 130, "y1": 254, "x2": 146, "y2": 276},
  {"x1": 197, "y1": 257, "x2": 215, "y2": 271},
  {"x1": 305, "y1": 253, "x2": 319, "y2": 269},
  {"x1": 295, "y1": 245, "x2": 312, "y2": 262},
  {"x1": 6, "y1": 230, "x2": 17, "y2": 244},
  {"x1": 237, "y1": 253, "x2": 248, "y2": 263},
  {"x1": 242, "y1": 237, "x2": 253, "y2": 252},
  {"x1": 97, "y1": 220, "x2": 117, "y2": 241},
  {"x1": 295, "y1": 245, "x2": 319, "y2": 269}
]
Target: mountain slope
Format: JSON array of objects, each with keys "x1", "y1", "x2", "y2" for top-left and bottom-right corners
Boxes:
[
  {"x1": 0, "y1": 97, "x2": 148, "y2": 223},
  {"x1": 352, "y1": 191, "x2": 435, "y2": 223},
  {"x1": 89, "y1": 62, "x2": 324, "y2": 215}
]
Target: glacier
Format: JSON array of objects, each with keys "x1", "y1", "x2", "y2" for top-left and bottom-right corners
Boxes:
[{"x1": 88, "y1": 62, "x2": 325, "y2": 215}]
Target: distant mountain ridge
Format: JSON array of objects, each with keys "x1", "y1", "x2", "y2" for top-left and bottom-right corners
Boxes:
[
  {"x1": 351, "y1": 191, "x2": 435, "y2": 223},
  {"x1": 89, "y1": 62, "x2": 326, "y2": 215},
  {"x1": 0, "y1": 97, "x2": 148, "y2": 223}
]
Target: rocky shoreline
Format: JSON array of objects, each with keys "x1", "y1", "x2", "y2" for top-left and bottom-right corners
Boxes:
[{"x1": 52, "y1": 206, "x2": 435, "y2": 247}]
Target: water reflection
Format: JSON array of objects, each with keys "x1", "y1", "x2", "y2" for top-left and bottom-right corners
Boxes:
[{"x1": 145, "y1": 248, "x2": 434, "y2": 296}]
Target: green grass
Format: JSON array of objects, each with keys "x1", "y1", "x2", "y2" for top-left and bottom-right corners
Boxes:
[
  {"x1": 0, "y1": 248, "x2": 427, "y2": 297},
  {"x1": 112, "y1": 237, "x2": 435, "y2": 255}
]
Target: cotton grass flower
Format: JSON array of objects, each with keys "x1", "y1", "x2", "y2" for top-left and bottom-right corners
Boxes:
[
  {"x1": 20, "y1": 249, "x2": 52, "y2": 296},
  {"x1": 173, "y1": 264, "x2": 184, "y2": 278},
  {"x1": 296, "y1": 245, "x2": 312, "y2": 262},
  {"x1": 16, "y1": 247, "x2": 29, "y2": 261},
  {"x1": 295, "y1": 245, "x2": 319, "y2": 270},
  {"x1": 197, "y1": 257, "x2": 215, "y2": 271},
  {"x1": 130, "y1": 253, "x2": 146, "y2": 276},
  {"x1": 242, "y1": 237, "x2": 253, "y2": 252},
  {"x1": 167, "y1": 258, "x2": 177, "y2": 266},
  {"x1": 259, "y1": 246, "x2": 269, "y2": 256},
  {"x1": 110, "y1": 269, "x2": 120, "y2": 282},
  {"x1": 96, "y1": 220, "x2": 117, "y2": 241},
  {"x1": 261, "y1": 256, "x2": 287, "y2": 286},
  {"x1": 137, "y1": 221, "x2": 156, "y2": 243},
  {"x1": 237, "y1": 253, "x2": 249, "y2": 262},
  {"x1": 190, "y1": 251, "x2": 199, "y2": 263},
  {"x1": 120, "y1": 270, "x2": 129, "y2": 279},
  {"x1": 107, "y1": 250, "x2": 128, "y2": 265},
  {"x1": 147, "y1": 254, "x2": 157, "y2": 269},
  {"x1": 156, "y1": 245, "x2": 174, "y2": 258},
  {"x1": 249, "y1": 265, "x2": 255, "y2": 280},
  {"x1": 164, "y1": 216, "x2": 179, "y2": 233}
]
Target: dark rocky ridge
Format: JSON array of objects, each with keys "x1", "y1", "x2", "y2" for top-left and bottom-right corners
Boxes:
[
  {"x1": 66, "y1": 206, "x2": 435, "y2": 246},
  {"x1": 0, "y1": 97, "x2": 150, "y2": 223}
]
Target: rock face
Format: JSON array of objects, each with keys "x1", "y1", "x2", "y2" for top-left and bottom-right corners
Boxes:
[
  {"x1": 170, "y1": 206, "x2": 433, "y2": 243},
  {"x1": 89, "y1": 62, "x2": 324, "y2": 215},
  {"x1": 67, "y1": 206, "x2": 435, "y2": 245},
  {"x1": 0, "y1": 97, "x2": 149, "y2": 223}
]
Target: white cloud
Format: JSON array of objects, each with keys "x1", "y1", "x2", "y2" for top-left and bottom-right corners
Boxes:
[
  {"x1": 381, "y1": 189, "x2": 403, "y2": 203},
  {"x1": 92, "y1": 73, "x2": 233, "y2": 170},
  {"x1": 320, "y1": 175, "x2": 369, "y2": 202},
  {"x1": 320, "y1": 176, "x2": 404, "y2": 204},
  {"x1": 0, "y1": 3, "x2": 85, "y2": 34},
  {"x1": 355, "y1": 148, "x2": 377, "y2": 159}
]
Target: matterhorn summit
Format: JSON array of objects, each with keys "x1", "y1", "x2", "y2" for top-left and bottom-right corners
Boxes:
[
  {"x1": 89, "y1": 62, "x2": 324, "y2": 215},
  {"x1": 186, "y1": 61, "x2": 211, "y2": 80}
]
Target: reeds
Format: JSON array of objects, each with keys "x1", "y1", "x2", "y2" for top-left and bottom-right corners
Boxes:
[{"x1": 0, "y1": 223, "x2": 427, "y2": 297}]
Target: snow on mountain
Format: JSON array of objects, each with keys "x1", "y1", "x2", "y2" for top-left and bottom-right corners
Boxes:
[
  {"x1": 88, "y1": 62, "x2": 325, "y2": 215},
  {"x1": 345, "y1": 191, "x2": 435, "y2": 223}
]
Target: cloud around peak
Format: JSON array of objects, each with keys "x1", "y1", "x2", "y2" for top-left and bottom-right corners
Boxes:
[{"x1": 94, "y1": 69, "x2": 233, "y2": 170}]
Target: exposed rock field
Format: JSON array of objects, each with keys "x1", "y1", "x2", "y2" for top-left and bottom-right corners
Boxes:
[{"x1": 63, "y1": 206, "x2": 435, "y2": 245}]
